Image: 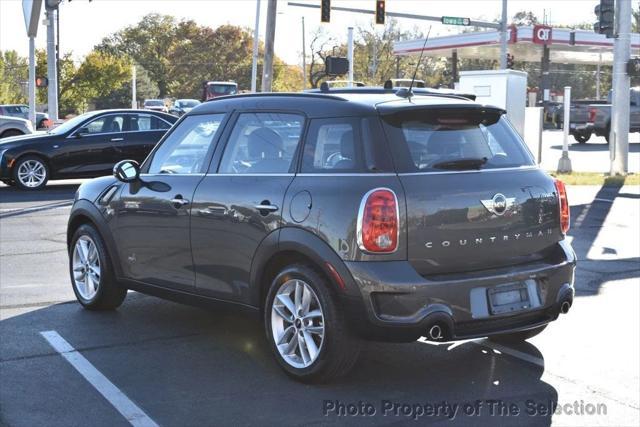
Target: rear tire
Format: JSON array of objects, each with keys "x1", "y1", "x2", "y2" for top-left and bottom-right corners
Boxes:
[
  {"x1": 1, "y1": 129, "x2": 23, "y2": 138},
  {"x1": 264, "y1": 264, "x2": 361, "y2": 383},
  {"x1": 573, "y1": 132, "x2": 591, "y2": 144},
  {"x1": 69, "y1": 224, "x2": 127, "y2": 310},
  {"x1": 488, "y1": 325, "x2": 547, "y2": 344}
]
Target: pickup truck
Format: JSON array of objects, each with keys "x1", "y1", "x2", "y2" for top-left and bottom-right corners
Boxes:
[
  {"x1": 555, "y1": 100, "x2": 608, "y2": 143},
  {"x1": 587, "y1": 88, "x2": 640, "y2": 143}
]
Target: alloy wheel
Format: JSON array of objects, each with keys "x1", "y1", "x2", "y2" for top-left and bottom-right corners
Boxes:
[
  {"x1": 72, "y1": 235, "x2": 101, "y2": 300},
  {"x1": 17, "y1": 159, "x2": 46, "y2": 188},
  {"x1": 271, "y1": 279, "x2": 325, "y2": 369}
]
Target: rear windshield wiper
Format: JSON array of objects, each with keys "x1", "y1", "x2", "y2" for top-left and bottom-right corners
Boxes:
[{"x1": 431, "y1": 157, "x2": 488, "y2": 170}]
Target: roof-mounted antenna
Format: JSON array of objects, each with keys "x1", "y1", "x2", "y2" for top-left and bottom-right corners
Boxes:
[{"x1": 398, "y1": 26, "x2": 432, "y2": 100}]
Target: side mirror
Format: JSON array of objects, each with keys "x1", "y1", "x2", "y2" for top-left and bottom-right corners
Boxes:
[
  {"x1": 113, "y1": 160, "x2": 140, "y2": 183},
  {"x1": 76, "y1": 127, "x2": 89, "y2": 138}
]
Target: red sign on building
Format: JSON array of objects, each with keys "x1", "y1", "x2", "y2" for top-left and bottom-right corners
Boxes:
[{"x1": 532, "y1": 25, "x2": 552, "y2": 45}]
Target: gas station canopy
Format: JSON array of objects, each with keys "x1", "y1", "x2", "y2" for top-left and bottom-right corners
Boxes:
[{"x1": 394, "y1": 26, "x2": 640, "y2": 65}]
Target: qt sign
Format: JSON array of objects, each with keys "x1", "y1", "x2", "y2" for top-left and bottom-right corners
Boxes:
[{"x1": 533, "y1": 25, "x2": 552, "y2": 45}]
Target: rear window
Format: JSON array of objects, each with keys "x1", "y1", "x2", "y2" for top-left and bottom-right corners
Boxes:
[{"x1": 382, "y1": 108, "x2": 534, "y2": 173}]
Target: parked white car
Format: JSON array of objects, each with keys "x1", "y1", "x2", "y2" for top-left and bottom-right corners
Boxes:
[{"x1": 0, "y1": 115, "x2": 33, "y2": 138}]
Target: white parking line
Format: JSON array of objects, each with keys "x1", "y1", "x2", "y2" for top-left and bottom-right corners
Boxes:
[
  {"x1": 40, "y1": 330, "x2": 159, "y2": 427},
  {"x1": 418, "y1": 337, "x2": 545, "y2": 368},
  {"x1": 475, "y1": 339, "x2": 545, "y2": 368},
  {"x1": 0, "y1": 205, "x2": 71, "y2": 214}
]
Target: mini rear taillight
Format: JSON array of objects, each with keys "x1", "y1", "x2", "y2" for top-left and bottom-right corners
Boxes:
[
  {"x1": 588, "y1": 107, "x2": 597, "y2": 123},
  {"x1": 358, "y1": 188, "x2": 399, "y2": 253},
  {"x1": 554, "y1": 179, "x2": 570, "y2": 234}
]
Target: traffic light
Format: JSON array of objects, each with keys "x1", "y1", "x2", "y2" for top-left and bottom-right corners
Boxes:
[
  {"x1": 594, "y1": 0, "x2": 615, "y2": 38},
  {"x1": 325, "y1": 56, "x2": 349, "y2": 76},
  {"x1": 321, "y1": 0, "x2": 330, "y2": 23},
  {"x1": 35, "y1": 77, "x2": 48, "y2": 88},
  {"x1": 506, "y1": 53, "x2": 514, "y2": 69},
  {"x1": 628, "y1": 58, "x2": 640, "y2": 77},
  {"x1": 375, "y1": 0, "x2": 385, "y2": 25}
]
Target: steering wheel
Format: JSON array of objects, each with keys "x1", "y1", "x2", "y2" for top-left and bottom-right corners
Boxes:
[{"x1": 325, "y1": 152, "x2": 344, "y2": 168}]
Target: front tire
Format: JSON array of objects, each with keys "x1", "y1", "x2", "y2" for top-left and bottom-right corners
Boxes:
[
  {"x1": 13, "y1": 155, "x2": 49, "y2": 190},
  {"x1": 488, "y1": 325, "x2": 547, "y2": 344},
  {"x1": 69, "y1": 224, "x2": 127, "y2": 310},
  {"x1": 265, "y1": 264, "x2": 361, "y2": 383}
]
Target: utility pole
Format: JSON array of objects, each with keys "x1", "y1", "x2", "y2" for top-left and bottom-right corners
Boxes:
[
  {"x1": 302, "y1": 16, "x2": 306, "y2": 91},
  {"x1": 610, "y1": 0, "x2": 631, "y2": 175},
  {"x1": 251, "y1": 0, "x2": 261, "y2": 92},
  {"x1": 131, "y1": 65, "x2": 137, "y2": 109},
  {"x1": 28, "y1": 37, "x2": 36, "y2": 126},
  {"x1": 499, "y1": 0, "x2": 508, "y2": 69},
  {"x1": 45, "y1": 2, "x2": 59, "y2": 120},
  {"x1": 56, "y1": 2, "x2": 60, "y2": 106},
  {"x1": 261, "y1": 0, "x2": 277, "y2": 92},
  {"x1": 596, "y1": 52, "x2": 601, "y2": 99},
  {"x1": 347, "y1": 27, "x2": 354, "y2": 86}
]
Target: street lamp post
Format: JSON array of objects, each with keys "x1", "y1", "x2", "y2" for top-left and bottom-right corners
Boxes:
[
  {"x1": 301, "y1": 16, "x2": 306, "y2": 91},
  {"x1": 251, "y1": 0, "x2": 261, "y2": 92},
  {"x1": 557, "y1": 86, "x2": 573, "y2": 173},
  {"x1": 347, "y1": 27, "x2": 354, "y2": 87},
  {"x1": 499, "y1": 0, "x2": 508, "y2": 69}
]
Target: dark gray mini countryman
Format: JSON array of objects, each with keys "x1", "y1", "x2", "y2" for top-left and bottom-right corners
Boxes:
[{"x1": 67, "y1": 89, "x2": 575, "y2": 382}]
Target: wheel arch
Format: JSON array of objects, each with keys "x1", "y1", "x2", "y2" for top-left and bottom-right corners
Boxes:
[
  {"x1": 67, "y1": 200, "x2": 124, "y2": 279},
  {"x1": 249, "y1": 227, "x2": 361, "y2": 311},
  {"x1": 0, "y1": 128, "x2": 24, "y2": 138},
  {"x1": 10, "y1": 151, "x2": 52, "y2": 178}
]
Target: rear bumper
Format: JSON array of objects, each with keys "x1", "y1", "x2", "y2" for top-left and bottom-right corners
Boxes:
[
  {"x1": 342, "y1": 240, "x2": 576, "y2": 342},
  {"x1": 570, "y1": 123, "x2": 593, "y2": 134}
]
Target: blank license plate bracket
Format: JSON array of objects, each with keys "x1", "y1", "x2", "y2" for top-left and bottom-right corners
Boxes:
[{"x1": 487, "y1": 282, "x2": 530, "y2": 315}]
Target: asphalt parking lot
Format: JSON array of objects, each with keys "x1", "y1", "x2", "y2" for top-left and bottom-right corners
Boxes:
[{"x1": 1, "y1": 175, "x2": 639, "y2": 426}]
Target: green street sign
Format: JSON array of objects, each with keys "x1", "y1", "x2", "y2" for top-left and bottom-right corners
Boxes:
[{"x1": 441, "y1": 16, "x2": 471, "y2": 26}]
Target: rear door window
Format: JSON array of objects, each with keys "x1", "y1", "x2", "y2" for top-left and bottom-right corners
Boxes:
[
  {"x1": 301, "y1": 118, "x2": 364, "y2": 173},
  {"x1": 382, "y1": 108, "x2": 534, "y2": 172},
  {"x1": 128, "y1": 113, "x2": 171, "y2": 131},
  {"x1": 218, "y1": 112, "x2": 304, "y2": 174}
]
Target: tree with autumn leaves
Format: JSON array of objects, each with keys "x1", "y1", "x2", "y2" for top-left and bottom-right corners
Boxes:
[{"x1": 96, "y1": 14, "x2": 301, "y2": 99}]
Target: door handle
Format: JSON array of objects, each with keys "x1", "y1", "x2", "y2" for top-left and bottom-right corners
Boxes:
[
  {"x1": 110, "y1": 137, "x2": 124, "y2": 142},
  {"x1": 171, "y1": 197, "x2": 190, "y2": 207},
  {"x1": 198, "y1": 206, "x2": 227, "y2": 216},
  {"x1": 254, "y1": 203, "x2": 279, "y2": 214}
]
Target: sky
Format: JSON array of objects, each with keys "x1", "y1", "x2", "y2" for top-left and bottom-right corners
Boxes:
[{"x1": 0, "y1": 0, "x2": 599, "y2": 66}]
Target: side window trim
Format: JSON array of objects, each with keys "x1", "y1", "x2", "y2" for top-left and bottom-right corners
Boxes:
[{"x1": 141, "y1": 112, "x2": 229, "y2": 175}]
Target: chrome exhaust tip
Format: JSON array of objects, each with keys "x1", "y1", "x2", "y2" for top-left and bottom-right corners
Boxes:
[
  {"x1": 560, "y1": 301, "x2": 571, "y2": 314},
  {"x1": 428, "y1": 324, "x2": 443, "y2": 341}
]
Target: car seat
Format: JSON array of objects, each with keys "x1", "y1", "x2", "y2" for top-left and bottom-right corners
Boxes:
[{"x1": 247, "y1": 127, "x2": 289, "y2": 173}]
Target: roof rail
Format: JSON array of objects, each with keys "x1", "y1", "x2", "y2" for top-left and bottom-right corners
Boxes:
[
  {"x1": 320, "y1": 80, "x2": 366, "y2": 92},
  {"x1": 203, "y1": 92, "x2": 347, "y2": 103},
  {"x1": 307, "y1": 86, "x2": 475, "y2": 102}
]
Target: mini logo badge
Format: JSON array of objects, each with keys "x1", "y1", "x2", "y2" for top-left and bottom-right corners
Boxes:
[{"x1": 481, "y1": 193, "x2": 516, "y2": 216}]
